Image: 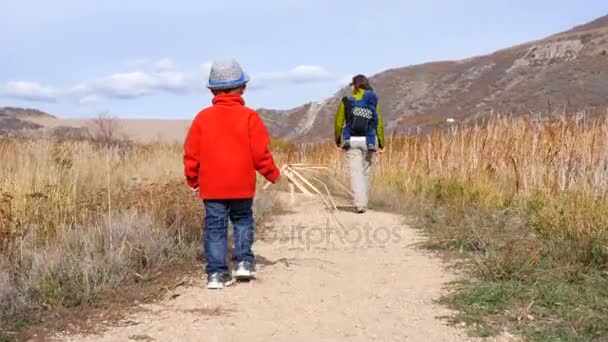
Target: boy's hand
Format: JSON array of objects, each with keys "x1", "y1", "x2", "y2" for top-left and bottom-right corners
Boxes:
[{"x1": 189, "y1": 186, "x2": 199, "y2": 192}]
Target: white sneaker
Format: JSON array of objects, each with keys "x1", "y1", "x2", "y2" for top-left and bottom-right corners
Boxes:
[
  {"x1": 206, "y1": 272, "x2": 234, "y2": 290},
  {"x1": 234, "y1": 261, "x2": 256, "y2": 280}
]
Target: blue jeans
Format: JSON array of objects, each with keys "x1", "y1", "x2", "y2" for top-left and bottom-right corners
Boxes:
[{"x1": 203, "y1": 199, "x2": 255, "y2": 276}]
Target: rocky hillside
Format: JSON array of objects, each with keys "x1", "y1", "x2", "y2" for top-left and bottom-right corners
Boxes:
[
  {"x1": 261, "y1": 15, "x2": 608, "y2": 140},
  {"x1": 0, "y1": 107, "x2": 55, "y2": 135},
  {"x1": 0, "y1": 107, "x2": 55, "y2": 119}
]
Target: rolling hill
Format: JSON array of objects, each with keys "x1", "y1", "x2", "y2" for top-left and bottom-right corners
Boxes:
[
  {"x1": 0, "y1": 107, "x2": 55, "y2": 135},
  {"x1": 260, "y1": 15, "x2": 608, "y2": 139}
]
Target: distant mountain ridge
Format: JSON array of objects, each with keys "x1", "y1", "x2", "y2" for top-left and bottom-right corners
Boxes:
[
  {"x1": 0, "y1": 107, "x2": 55, "y2": 135},
  {"x1": 0, "y1": 107, "x2": 56, "y2": 119},
  {"x1": 260, "y1": 15, "x2": 608, "y2": 140}
]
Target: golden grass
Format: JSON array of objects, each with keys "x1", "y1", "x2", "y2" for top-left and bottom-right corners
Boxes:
[
  {"x1": 284, "y1": 114, "x2": 608, "y2": 339},
  {"x1": 2, "y1": 113, "x2": 608, "y2": 338},
  {"x1": 291, "y1": 115, "x2": 608, "y2": 243},
  {"x1": 0, "y1": 138, "x2": 184, "y2": 239},
  {"x1": 0, "y1": 136, "x2": 279, "y2": 326},
  {"x1": 300, "y1": 115, "x2": 607, "y2": 192}
]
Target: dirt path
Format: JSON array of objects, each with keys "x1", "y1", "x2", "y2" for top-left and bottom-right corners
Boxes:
[{"x1": 57, "y1": 194, "x2": 481, "y2": 342}]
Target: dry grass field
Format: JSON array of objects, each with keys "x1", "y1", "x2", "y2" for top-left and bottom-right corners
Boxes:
[
  {"x1": 2, "y1": 112, "x2": 608, "y2": 340},
  {"x1": 0, "y1": 133, "x2": 280, "y2": 336},
  {"x1": 25, "y1": 116, "x2": 192, "y2": 143},
  {"x1": 293, "y1": 114, "x2": 608, "y2": 340}
]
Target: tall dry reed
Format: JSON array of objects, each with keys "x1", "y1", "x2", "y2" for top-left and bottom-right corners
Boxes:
[
  {"x1": 285, "y1": 114, "x2": 608, "y2": 339},
  {"x1": 0, "y1": 136, "x2": 279, "y2": 326}
]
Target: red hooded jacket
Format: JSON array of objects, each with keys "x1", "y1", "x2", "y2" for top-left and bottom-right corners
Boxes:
[{"x1": 183, "y1": 94, "x2": 280, "y2": 199}]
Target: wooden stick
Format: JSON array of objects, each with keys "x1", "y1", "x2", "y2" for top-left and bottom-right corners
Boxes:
[
  {"x1": 288, "y1": 168, "x2": 331, "y2": 207},
  {"x1": 288, "y1": 168, "x2": 340, "y2": 215},
  {"x1": 290, "y1": 167, "x2": 326, "y2": 177},
  {"x1": 291, "y1": 166, "x2": 330, "y2": 170},
  {"x1": 283, "y1": 169, "x2": 313, "y2": 196},
  {"x1": 332, "y1": 178, "x2": 354, "y2": 199},
  {"x1": 287, "y1": 167, "x2": 324, "y2": 197},
  {"x1": 310, "y1": 176, "x2": 338, "y2": 212},
  {"x1": 289, "y1": 183, "x2": 295, "y2": 205},
  {"x1": 289, "y1": 163, "x2": 329, "y2": 168},
  {"x1": 290, "y1": 167, "x2": 349, "y2": 232},
  {"x1": 292, "y1": 165, "x2": 354, "y2": 198},
  {"x1": 301, "y1": 169, "x2": 353, "y2": 199},
  {"x1": 329, "y1": 208, "x2": 348, "y2": 233},
  {"x1": 265, "y1": 164, "x2": 349, "y2": 233},
  {"x1": 309, "y1": 178, "x2": 348, "y2": 233}
]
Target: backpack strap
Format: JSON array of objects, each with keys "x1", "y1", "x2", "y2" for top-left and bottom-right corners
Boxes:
[{"x1": 342, "y1": 96, "x2": 352, "y2": 122}]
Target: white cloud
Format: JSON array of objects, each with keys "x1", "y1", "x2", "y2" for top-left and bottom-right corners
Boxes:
[
  {"x1": 253, "y1": 65, "x2": 332, "y2": 87},
  {"x1": 78, "y1": 94, "x2": 102, "y2": 104},
  {"x1": 71, "y1": 70, "x2": 191, "y2": 99},
  {"x1": 2, "y1": 81, "x2": 58, "y2": 102},
  {"x1": 1, "y1": 61, "x2": 333, "y2": 104}
]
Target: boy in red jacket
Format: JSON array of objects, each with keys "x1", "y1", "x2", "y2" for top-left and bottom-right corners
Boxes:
[{"x1": 183, "y1": 59, "x2": 281, "y2": 289}]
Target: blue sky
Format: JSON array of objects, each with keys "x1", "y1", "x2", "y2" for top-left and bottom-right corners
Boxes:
[{"x1": 1, "y1": 0, "x2": 606, "y2": 119}]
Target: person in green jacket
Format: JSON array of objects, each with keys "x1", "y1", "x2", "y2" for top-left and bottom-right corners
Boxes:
[{"x1": 334, "y1": 75, "x2": 385, "y2": 213}]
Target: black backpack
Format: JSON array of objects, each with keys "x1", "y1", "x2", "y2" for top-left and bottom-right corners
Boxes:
[{"x1": 342, "y1": 96, "x2": 374, "y2": 136}]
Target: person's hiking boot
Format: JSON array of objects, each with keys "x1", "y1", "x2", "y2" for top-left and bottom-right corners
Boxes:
[
  {"x1": 207, "y1": 272, "x2": 234, "y2": 290},
  {"x1": 234, "y1": 261, "x2": 256, "y2": 280},
  {"x1": 356, "y1": 207, "x2": 367, "y2": 214}
]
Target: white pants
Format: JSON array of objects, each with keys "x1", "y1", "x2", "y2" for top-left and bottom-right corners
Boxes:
[{"x1": 346, "y1": 137, "x2": 374, "y2": 209}]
